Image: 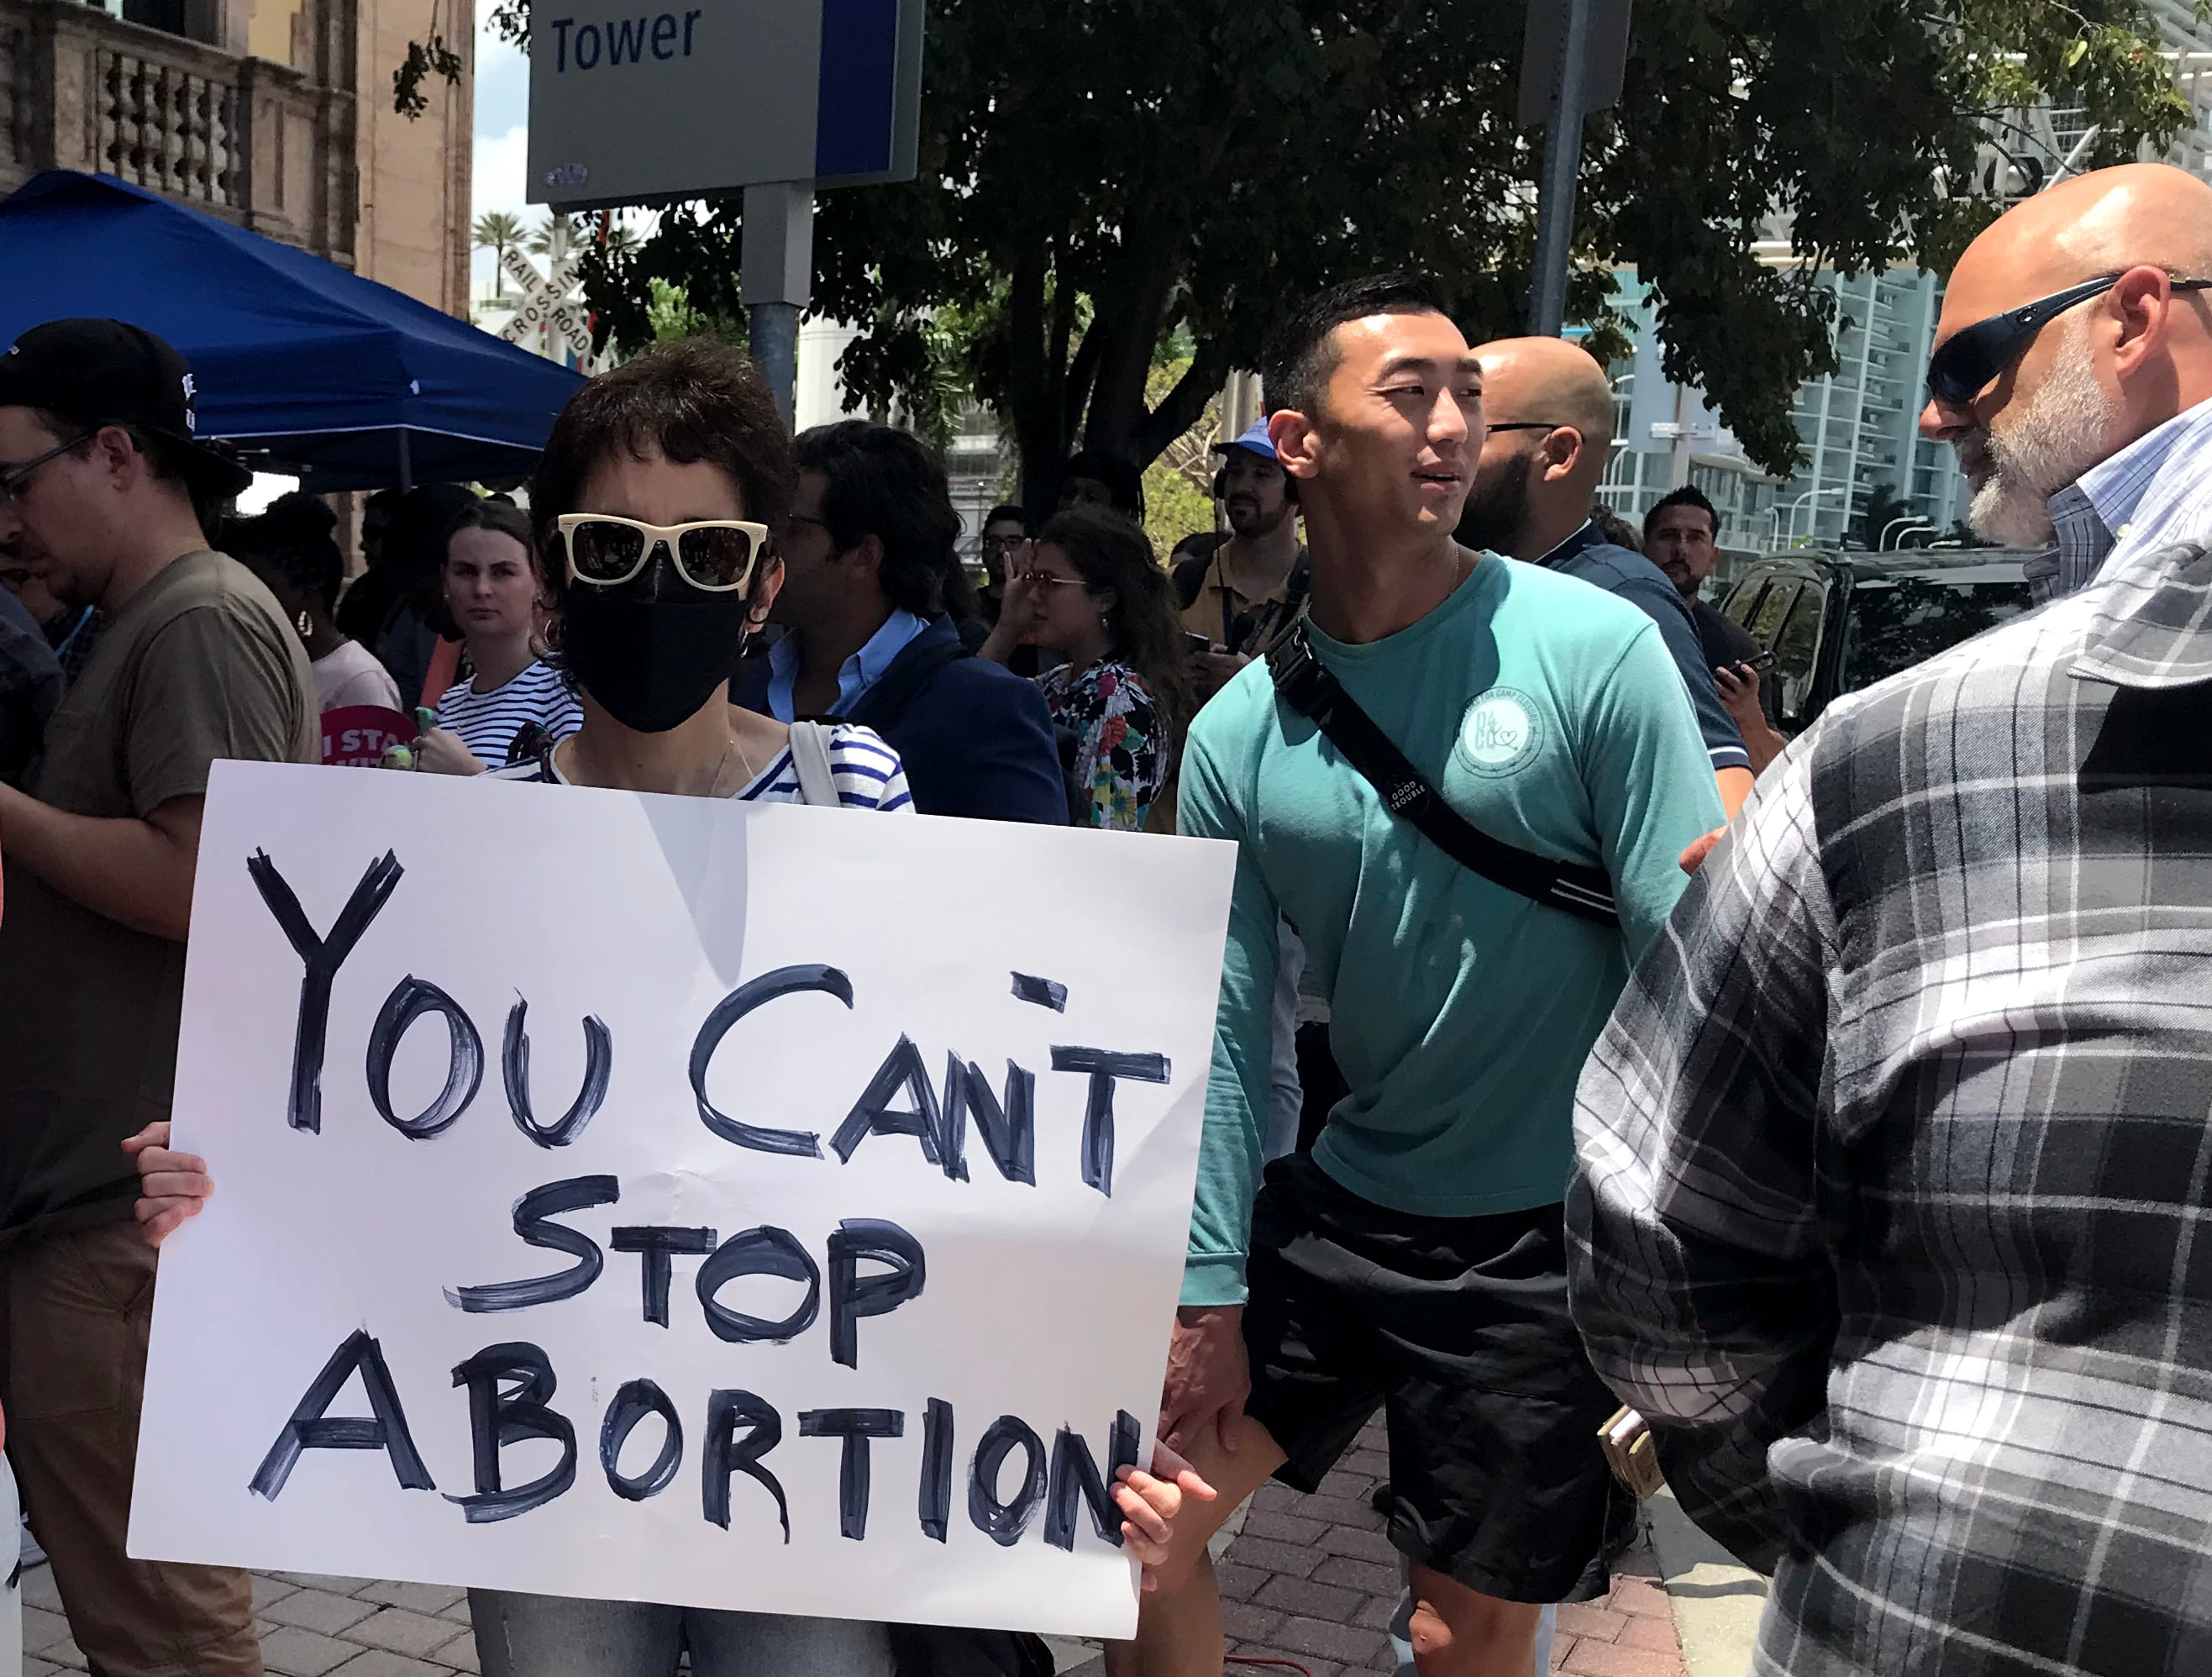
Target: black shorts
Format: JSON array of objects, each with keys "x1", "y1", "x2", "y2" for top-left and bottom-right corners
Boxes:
[{"x1": 1241, "y1": 1153, "x2": 1626, "y2": 1603}]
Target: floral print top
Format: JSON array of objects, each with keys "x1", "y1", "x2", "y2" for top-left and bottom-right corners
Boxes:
[{"x1": 1038, "y1": 659, "x2": 1169, "y2": 831}]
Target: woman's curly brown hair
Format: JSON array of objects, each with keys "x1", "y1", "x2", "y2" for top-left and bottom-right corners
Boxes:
[
  {"x1": 1038, "y1": 507, "x2": 1197, "y2": 751},
  {"x1": 529, "y1": 338, "x2": 798, "y2": 614}
]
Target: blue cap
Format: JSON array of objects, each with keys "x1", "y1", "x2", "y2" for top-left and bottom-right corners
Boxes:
[{"x1": 1211, "y1": 418, "x2": 1277, "y2": 462}]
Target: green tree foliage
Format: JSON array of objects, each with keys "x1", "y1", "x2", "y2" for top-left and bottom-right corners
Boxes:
[
  {"x1": 644, "y1": 279, "x2": 749, "y2": 351},
  {"x1": 1142, "y1": 355, "x2": 1224, "y2": 558},
  {"x1": 445, "y1": 1, "x2": 2189, "y2": 496},
  {"x1": 528, "y1": 214, "x2": 581, "y2": 258}
]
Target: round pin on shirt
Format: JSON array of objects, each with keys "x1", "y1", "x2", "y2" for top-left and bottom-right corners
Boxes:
[{"x1": 1458, "y1": 686, "x2": 1543, "y2": 775}]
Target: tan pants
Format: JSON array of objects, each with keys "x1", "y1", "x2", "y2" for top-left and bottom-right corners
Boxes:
[{"x1": 0, "y1": 1217, "x2": 261, "y2": 1676}]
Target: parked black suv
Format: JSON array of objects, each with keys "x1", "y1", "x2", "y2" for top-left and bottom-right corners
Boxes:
[{"x1": 1715, "y1": 549, "x2": 2036, "y2": 732}]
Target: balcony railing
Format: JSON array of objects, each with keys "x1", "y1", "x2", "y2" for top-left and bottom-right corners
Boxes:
[
  {"x1": 0, "y1": 0, "x2": 354, "y2": 264},
  {"x1": 96, "y1": 35, "x2": 239, "y2": 206}
]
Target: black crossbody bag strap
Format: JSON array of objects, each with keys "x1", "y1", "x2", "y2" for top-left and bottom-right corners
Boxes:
[{"x1": 1266, "y1": 624, "x2": 1621, "y2": 928}]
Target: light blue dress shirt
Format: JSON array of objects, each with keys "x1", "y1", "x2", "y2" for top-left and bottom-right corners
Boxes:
[
  {"x1": 2038, "y1": 394, "x2": 2212, "y2": 601},
  {"x1": 763, "y1": 607, "x2": 931, "y2": 722}
]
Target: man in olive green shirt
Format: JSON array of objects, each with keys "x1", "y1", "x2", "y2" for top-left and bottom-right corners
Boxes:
[{"x1": 0, "y1": 320, "x2": 314, "y2": 1677}]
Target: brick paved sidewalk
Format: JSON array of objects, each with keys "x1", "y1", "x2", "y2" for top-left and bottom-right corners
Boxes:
[
  {"x1": 22, "y1": 1417, "x2": 1691, "y2": 1677},
  {"x1": 23, "y1": 1569, "x2": 481, "y2": 1677},
  {"x1": 1138, "y1": 1416, "x2": 1690, "y2": 1677}
]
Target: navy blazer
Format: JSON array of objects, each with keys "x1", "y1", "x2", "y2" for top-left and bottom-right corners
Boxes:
[{"x1": 734, "y1": 615, "x2": 1069, "y2": 824}]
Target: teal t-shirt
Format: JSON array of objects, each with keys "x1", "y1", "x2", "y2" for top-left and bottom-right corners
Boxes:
[{"x1": 1176, "y1": 555, "x2": 1726, "y2": 1306}]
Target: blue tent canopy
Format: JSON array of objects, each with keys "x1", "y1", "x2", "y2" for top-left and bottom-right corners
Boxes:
[{"x1": 0, "y1": 171, "x2": 586, "y2": 490}]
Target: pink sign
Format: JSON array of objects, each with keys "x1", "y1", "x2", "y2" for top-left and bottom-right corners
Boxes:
[{"x1": 321, "y1": 706, "x2": 413, "y2": 769}]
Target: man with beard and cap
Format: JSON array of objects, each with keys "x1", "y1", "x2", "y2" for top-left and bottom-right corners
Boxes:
[
  {"x1": 1174, "y1": 420, "x2": 1311, "y2": 702},
  {"x1": 0, "y1": 319, "x2": 315, "y2": 1675},
  {"x1": 1461, "y1": 337, "x2": 1752, "y2": 817},
  {"x1": 1569, "y1": 162, "x2": 2212, "y2": 1674}
]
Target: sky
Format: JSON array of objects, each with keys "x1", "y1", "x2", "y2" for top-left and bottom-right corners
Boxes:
[
  {"x1": 469, "y1": 19, "x2": 654, "y2": 293},
  {"x1": 470, "y1": 11, "x2": 532, "y2": 291}
]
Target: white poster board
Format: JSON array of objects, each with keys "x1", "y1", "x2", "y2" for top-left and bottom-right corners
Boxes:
[{"x1": 130, "y1": 761, "x2": 1234, "y2": 1640}]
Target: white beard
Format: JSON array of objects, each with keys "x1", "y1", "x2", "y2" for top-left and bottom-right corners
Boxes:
[{"x1": 1961, "y1": 321, "x2": 2123, "y2": 547}]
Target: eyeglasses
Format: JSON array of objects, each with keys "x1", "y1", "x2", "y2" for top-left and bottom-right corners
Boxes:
[
  {"x1": 0, "y1": 434, "x2": 91, "y2": 509},
  {"x1": 1486, "y1": 421, "x2": 1566, "y2": 434},
  {"x1": 1926, "y1": 273, "x2": 2212, "y2": 407},
  {"x1": 1018, "y1": 571, "x2": 1089, "y2": 589},
  {"x1": 554, "y1": 514, "x2": 769, "y2": 592},
  {"x1": 980, "y1": 534, "x2": 1028, "y2": 552}
]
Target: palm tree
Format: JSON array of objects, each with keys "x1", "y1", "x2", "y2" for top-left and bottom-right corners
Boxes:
[
  {"x1": 527, "y1": 213, "x2": 581, "y2": 260},
  {"x1": 472, "y1": 211, "x2": 525, "y2": 297}
]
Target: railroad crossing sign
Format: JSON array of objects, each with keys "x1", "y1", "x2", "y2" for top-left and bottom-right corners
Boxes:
[{"x1": 497, "y1": 246, "x2": 597, "y2": 369}]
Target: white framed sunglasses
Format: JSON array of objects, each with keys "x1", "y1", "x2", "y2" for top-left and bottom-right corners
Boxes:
[{"x1": 554, "y1": 513, "x2": 770, "y2": 593}]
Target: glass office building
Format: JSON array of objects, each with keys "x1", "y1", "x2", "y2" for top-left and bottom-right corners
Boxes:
[{"x1": 1600, "y1": 0, "x2": 2212, "y2": 557}]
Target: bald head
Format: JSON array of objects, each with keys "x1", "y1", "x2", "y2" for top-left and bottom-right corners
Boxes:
[
  {"x1": 1926, "y1": 163, "x2": 2212, "y2": 549},
  {"x1": 1477, "y1": 337, "x2": 1618, "y2": 457},
  {"x1": 1458, "y1": 336, "x2": 1618, "y2": 559},
  {"x1": 1956, "y1": 164, "x2": 2212, "y2": 308}
]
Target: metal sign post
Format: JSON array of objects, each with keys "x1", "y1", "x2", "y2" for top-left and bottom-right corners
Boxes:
[
  {"x1": 1519, "y1": 0, "x2": 1634, "y2": 337},
  {"x1": 1526, "y1": 0, "x2": 1590, "y2": 338},
  {"x1": 743, "y1": 182, "x2": 815, "y2": 428},
  {"x1": 528, "y1": 0, "x2": 924, "y2": 418}
]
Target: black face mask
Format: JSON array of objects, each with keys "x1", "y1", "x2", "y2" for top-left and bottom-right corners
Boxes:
[{"x1": 560, "y1": 568, "x2": 754, "y2": 734}]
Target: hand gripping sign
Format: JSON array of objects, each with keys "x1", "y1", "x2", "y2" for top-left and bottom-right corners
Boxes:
[{"x1": 130, "y1": 762, "x2": 1232, "y2": 1638}]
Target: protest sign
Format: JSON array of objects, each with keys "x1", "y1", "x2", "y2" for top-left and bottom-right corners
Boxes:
[
  {"x1": 130, "y1": 760, "x2": 1235, "y2": 1639},
  {"x1": 319, "y1": 704, "x2": 412, "y2": 768}
]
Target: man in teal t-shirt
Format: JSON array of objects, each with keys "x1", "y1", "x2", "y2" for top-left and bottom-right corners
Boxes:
[{"x1": 1112, "y1": 278, "x2": 1724, "y2": 1677}]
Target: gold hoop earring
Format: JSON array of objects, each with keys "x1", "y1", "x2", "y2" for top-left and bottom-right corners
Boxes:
[{"x1": 295, "y1": 608, "x2": 313, "y2": 641}]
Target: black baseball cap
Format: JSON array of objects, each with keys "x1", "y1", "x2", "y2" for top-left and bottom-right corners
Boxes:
[{"x1": 0, "y1": 318, "x2": 252, "y2": 497}]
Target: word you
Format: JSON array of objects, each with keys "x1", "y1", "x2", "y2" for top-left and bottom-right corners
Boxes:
[{"x1": 251, "y1": 849, "x2": 1168, "y2": 1196}]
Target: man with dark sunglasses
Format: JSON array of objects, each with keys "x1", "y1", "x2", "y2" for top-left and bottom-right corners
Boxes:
[
  {"x1": 1571, "y1": 161, "x2": 2212, "y2": 1676},
  {"x1": 1917, "y1": 161, "x2": 2212, "y2": 601}
]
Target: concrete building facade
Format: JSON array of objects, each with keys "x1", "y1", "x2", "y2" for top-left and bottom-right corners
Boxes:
[
  {"x1": 0, "y1": 0, "x2": 471, "y2": 313},
  {"x1": 1600, "y1": 269, "x2": 1963, "y2": 554}
]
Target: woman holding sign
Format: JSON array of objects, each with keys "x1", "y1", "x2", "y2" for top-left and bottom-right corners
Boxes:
[{"x1": 127, "y1": 339, "x2": 1206, "y2": 1677}]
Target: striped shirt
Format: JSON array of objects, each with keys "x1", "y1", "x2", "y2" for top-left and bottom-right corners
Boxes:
[
  {"x1": 2036, "y1": 393, "x2": 2212, "y2": 601},
  {"x1": 1570, "y1": 532, "x2": 2212, "y2": 1674},
  {"x1": 434, "y1": 659, "x2": 583, "y2": 768},
  {"x1": 491, "y1": 723, "x2": 913, "y2": 811}
]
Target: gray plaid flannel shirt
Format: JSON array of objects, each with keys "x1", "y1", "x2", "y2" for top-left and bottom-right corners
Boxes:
[{"x1": 1569, "y1": 537, "x2": 2212, "y2": 1676}]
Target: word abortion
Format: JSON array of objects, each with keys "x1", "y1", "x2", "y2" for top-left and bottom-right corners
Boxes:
[{"x1": 252, "y1": 1323, "x2": 1145, "y2": 1553}]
